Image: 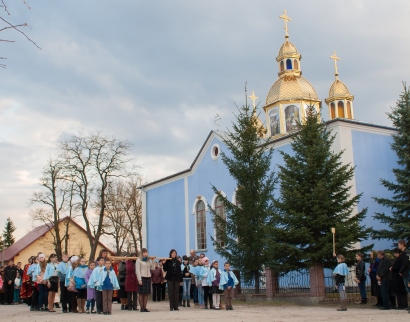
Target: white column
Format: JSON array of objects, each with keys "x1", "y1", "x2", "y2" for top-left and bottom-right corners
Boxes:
[
  {"x1": 141, "y1": 189, "x2": 147, "y2": 249},
  {"x1": 184, "y1": 177, "x2": 190, "y2": 255}
]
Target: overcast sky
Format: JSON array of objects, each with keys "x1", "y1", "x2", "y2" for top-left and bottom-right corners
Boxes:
[{"x1": 1, "y1": 0, "x2": 409, "y2": 239}]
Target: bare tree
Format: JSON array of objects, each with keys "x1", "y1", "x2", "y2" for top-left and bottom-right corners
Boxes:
[
  {"x1": 30, "y1": 158, "x2": 72, "y2": 259},
  {"x1": 59, "y1": 132, "x2": 133, "y2": 262},
  {"x1": 0, "y1": 0, "x2": 41, "y2": 68}
]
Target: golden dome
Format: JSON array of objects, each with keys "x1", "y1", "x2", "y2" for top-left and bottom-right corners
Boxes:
[
  {"x1": 328, "y1": 79, "x2": 351, "y2": 98},
  {"x1": 265, "y1": 75, "x2": 318, "y2": 106},
  {"x1": 252, "y1": 111, "x2": 267, "y2": 138},
  {"x1": 278, "y1": 40, "x2": 298, "y2": 58}
]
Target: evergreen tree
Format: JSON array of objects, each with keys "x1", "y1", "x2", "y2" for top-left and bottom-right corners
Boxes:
[
  {"x1": 210, "y1": 91, "x2": 277, "y2": 293},
  {"x1": 373, "y1": 86, "x2": 410, "y2": 244},
  {"x1": 265, "y1": 105, "x2": 372, "y2": 272},
  {"x1": 3, "y1": 217, "x2": 16, "y2": 248}
]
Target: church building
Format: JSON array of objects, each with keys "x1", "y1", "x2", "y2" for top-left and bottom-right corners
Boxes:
[{"x1": 141, "y1": 11, "x2": 397, "y2": 262}]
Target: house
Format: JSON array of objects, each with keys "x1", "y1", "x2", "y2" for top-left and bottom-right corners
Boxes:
[{"x1": 0, "y1": 217, "x2": 113, "y2": 264}]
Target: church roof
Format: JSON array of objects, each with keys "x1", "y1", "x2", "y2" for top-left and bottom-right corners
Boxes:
[
  {"x1": 265, "y1": 75, "x2": 319, "y2": 106},
  {"x1": 278, "y1": 40, "x2": 298, "y2": 57},
  {"x1": 142, "y1": 119, "x2": 397, "y2": 189}
]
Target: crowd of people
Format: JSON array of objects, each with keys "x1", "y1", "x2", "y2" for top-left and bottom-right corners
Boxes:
[
  {"x1": 0, "y1": 248, "x2": 238, "y2": 314},
  {"x1": 334, "y1": 239, "x2": 410, "y2": 313}
]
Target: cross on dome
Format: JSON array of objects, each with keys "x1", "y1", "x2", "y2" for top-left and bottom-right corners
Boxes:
[
  {"x1": 330, "y1": 50, "x2": 340, "y2": 79},
  {"x1": 279, "y1": 10, "x2": 291, "y2": 39},
  {"x1": 249, "y1": 91, "x2": 258, "y2": 108}
]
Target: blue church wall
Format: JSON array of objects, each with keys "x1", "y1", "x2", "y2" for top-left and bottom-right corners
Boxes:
[
  {"x1": 351, "y1": 130, "x2": 397, "y2": 250},
  {"x1": 146, "y1": 178, "x2": 186, "y2": 257}
]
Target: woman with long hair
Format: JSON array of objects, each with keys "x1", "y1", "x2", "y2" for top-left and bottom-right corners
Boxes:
[
  {"x1": 43, "y1": 253, "x2": 59, "y2": 312},
  {"x1": 135, "y1": 248, "x2": 155, "y2": 312},
  {"x1": 35, "y1": 254, "x2": 48, "y2": 311},
  {"x1": 163, "y1": 249, "x2": 183, "y2": 311}
]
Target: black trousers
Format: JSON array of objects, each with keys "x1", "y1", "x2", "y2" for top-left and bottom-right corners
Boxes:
[
  {"x1": 161, "y1": 283, "x2": 166, "y2": 300},
  {"x1": 95, "y1": 289, "x2": 103, "y2": 313},
  {"x1": 167, "y1": 279, "x2": 180, "y2": 310},
  {"x1": 152, "y1": 283, "x2": 161, "y2": 301},
  {"x1": 31, "y1": 286, "x2": 39, "y2": 309},
  {"x1": 59, "y1": 281, "x2": 68, "y2": 311},
  {"x1": 380, "y1": 280, "x2": 391, "y2": 309},
  {"x1": 203, "y1": 286, "x2": 213, "y2": 308},
  {"x1": 4, "y1": 281, "x2": 14, "y2": 304},
  {"x1": 397, "y1": 294, "x2": 408, "y2": 309},
  {"x1": 127, "y1": 291, "x2": 138, "y2": 309}
]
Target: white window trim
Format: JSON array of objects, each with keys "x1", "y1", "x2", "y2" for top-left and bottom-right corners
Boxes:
[
  {"x1": 212, "y1": 191, "x2": 227, "y2": 249},
  {"x1": 210, "y1": 143, "x2": 221, "y2": 160},
  {"x1": 192, "y1": 196, "x2": 208, "y2": 252}
]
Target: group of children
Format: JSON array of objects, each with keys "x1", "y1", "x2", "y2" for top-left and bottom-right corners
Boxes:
[{"x1": 0, "y1": 248, "x2": 239, "y2": 315}]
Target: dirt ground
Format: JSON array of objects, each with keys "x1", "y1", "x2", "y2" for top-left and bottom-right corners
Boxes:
[{"x1": 1, "y1": 301, "x2": 408, "y2": 322}]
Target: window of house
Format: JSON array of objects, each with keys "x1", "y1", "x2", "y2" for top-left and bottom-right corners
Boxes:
[
  {"x1": 338, "y1": 101, "x2": 345, "y2": 118},
  {"x1": 286, "y1": 59, "x2": 292, "y2": 70},
  {"x1": 331, "y1": 102, "x2": 336, "y2": 119},
  {"x1": 214, "y1": 197, "x2": 226, "y2": 248}
]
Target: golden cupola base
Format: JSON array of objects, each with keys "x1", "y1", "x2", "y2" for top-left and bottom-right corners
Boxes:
[
  {"x1": 263, "y1": 10, "x2": 321, "y2": 138},
  {"x1": 325, "y1": 51, "x2": 354, "y2": 120}
]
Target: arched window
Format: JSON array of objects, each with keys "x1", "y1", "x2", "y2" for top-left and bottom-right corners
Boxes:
[
  {"x1": 196, "y1": 200, "x2": 207, "y2": 250},
  {"x1": 280, "y1": 61, "x2": 284, "y2": 72},
  {"x1": 286, "y1": 59, "x2": 292, "y2": 70},
  {"x1": 214, "y1": 197, "x2": 226, "y2": 248},
  {"x1": 347, "y1": 101, "x2": 352, "y2": 119},
  {"x1": 330, "y1": 103, "x2": 336, "y2": 119},
  {"x1": 293, "y1": 59, "x2": 299, "y2": 70},
  {"x1": 337, "y1": 101, "x2": 345, "y2": 118}
]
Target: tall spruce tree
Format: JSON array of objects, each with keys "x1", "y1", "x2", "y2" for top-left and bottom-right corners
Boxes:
[
  {"x1": 373, "y1": 85, "x2": 410, "y2": 244},
  {"x1": 210, "y1": 92, "x2": 277, "y2": 293},
  {"x1": 3, "y1": 217, "x2": 16, "y2": 249},
  {"x1": 265, "y1": 105, "x2": 372, "y2": 272}
]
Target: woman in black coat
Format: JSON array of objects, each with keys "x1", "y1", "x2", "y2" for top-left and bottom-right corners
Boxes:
[
  {"x1": 392, "y1": 248, "x2": 408, "y2": 309},
  {"x1": 163, "y1": 249, "x2": 183, "y2": 311}
]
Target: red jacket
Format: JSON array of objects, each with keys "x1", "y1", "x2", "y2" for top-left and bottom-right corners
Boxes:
[
  {"x1": 125, "y1": 260, "x2": 138, "y2": 292},
  {"x1": 150, "y1": 267, "x2": 163, "y2": 284}
]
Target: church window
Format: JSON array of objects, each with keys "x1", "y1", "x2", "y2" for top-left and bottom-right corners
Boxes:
[
  {"x1": 196, "y1": 200, "x2": 207, "y2": 250},
  {"x1": 347, "y1": 101, "x2": 352, "y2": 119},
  {"x1": 211, "y1": 144, "x2": 220, "y2": 160},
  {"x1": 280, "y1": 61, "x2": 284, "y2": 72},
  {"x1": 214, "y1": 197, "x2": 226, "y2": 248},
  {"x1": 286, "y1": 59, "x2": 292, "y2": 70},
  {"x1": 293, "y1": 59, "x2": 299, "y2": 70},
  {"x1": 338, "y1": 101, "x2": 345, "y2": 118},
  {"x1": 331, "y1": 103, "x2": 336, "y2": 119}
]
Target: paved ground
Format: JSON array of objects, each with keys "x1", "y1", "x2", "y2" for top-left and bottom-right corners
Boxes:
[{"x1": 0, "y1": 301, "x2": 408, "y2": 321}]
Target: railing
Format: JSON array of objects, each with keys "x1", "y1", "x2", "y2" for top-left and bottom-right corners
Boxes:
[
  {"x1": 278, "y1": 269, "x2": 310, "y2": 294},
  {"x1": 324, "y1": 266, "x2": 371, "y2": 298},
  {"x1": 238, "y1": 271, "x2": 266, "y2": 294}
]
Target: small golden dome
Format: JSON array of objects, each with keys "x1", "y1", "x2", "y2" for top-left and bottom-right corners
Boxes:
[
  {"x1": 278, "y1": 40, "x2": 298, "y2": 57},
  {"x1": 265, "y1": 75, "x2": 318, "y2": 106},
  {"x1": 328, "y1": 79, "x2": 350, "y2": 98}
]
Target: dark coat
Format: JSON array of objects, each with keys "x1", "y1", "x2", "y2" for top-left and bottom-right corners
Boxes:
[
  {"x1": 117, "y1": 261, "x2": 127, "y2": 286},
  {"x1": 125, "y1": 260, "x2": 138, "y2": 292},
  {"x1": 4, "y1": 265, "x2": 17, "y2": 283},
  {"x1": 399, "y1": 249, "x2": 410, "y2": 279},
  {"x1": 392, "y1": 254, "x2": 408, "y2": 295},
  {"x1": 355, "y1": 260, "x2": 366, "y2": 281},
  {"x1": 376, "y1": 256, "x2": 392, "y2": 281},
  {"x1": 163, "y1": 259, "x2": 183, "y2": 282}
]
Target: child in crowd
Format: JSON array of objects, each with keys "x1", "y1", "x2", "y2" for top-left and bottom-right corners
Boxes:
[
  {"x1": 158, "y1": 260, "x2": 166, "y2": 301},
  {"x1": 29, "y1": 256, "x2": 39, "y2": 311},
  {"x1": 135, "y1": 248, "x2": 156, "y2": 312},
  {"x1": 88, "y1": 256, "x2": 105, "y2": 314},
  {"x1": 202, "y1": 257, "x2": 212, "y2": 309},
  {"x1": 333, "y1": 254, "x2": 349, "y2": 311},
  {"x1": 35, "y1": 253, "x2": 48, "y2": 311},
  {"x1": 195, "y1": 259, "x2": 205, "y2": 309},
  {"x1": 14, "y1": 271, "x2": 21, "y2": 304},
  {"x1": 43, "y1": 253, "x2": 59, "y2": 312},
  {"x1": 85, "y1": 261, "x2": 96, "y2": 314},
  {"x1": 57, "y1": 252, "x2": 70, "y2": 313},
  {"x1": 66, "y1": 256, "x2": 79, "y2": 313},
  {"x1": 73, "y1": 257, "x2": 88, "y2": 313},
  {"x1": 181, "y1": 255, "x2": 192, "y2": 307},
  {"x1": 96, "y1": 259, "x2": 119, "y2": 315},
  {"x1": 206, "y1": 260, "x2": 223, "y2": 310},
  {"x1": 220, "y1": 262, "x2": 238, "y2": 310}
]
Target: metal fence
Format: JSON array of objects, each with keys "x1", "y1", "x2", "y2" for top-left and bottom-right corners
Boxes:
[
  {"x1": 278, "y1": 269, "x2": 310, "y2": 294},
  {"x1": 324, "y1": 267, "x2": 371, "y2": 298},
  {"x1": 238, "y1": 271, "x2": 266, "y2": 294}
]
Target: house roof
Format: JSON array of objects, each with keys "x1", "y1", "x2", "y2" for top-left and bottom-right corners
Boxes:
[
  {"x1": 141, "y1": 118, "x2": 397, "y2": 189},
  {"x1": 0, "y1": 217, "x2": 114, "y2": 261}
]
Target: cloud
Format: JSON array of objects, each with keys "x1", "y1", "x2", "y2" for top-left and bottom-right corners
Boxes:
[{"x1": 0, "y1": 0, "x2": 408, "y2": 239}]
